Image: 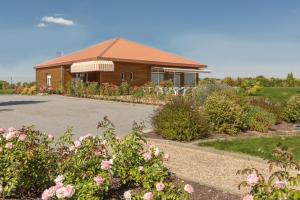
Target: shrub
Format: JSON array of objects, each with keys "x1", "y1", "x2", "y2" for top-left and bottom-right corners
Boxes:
[
  {"x1": 21, "y1": 87, "x2": 29, "y2": 95},
  {"x1": 245, "y1": 107, "x2": 276, "y2": 132},
  {"x1": 86, "y1": 82, "x2": 100, "y2": 96},
  {"x1": 187, "y1": 82, "x2": 230, "y2": 106},
  {"x1": 248, "y1": 97, "x2": 283, "y2": 123},
  {"x1": 27, "y1": 85, "x2": 37, "y2": 95},
  {"x1": 283, "y1": 94, "x2": 300, "y2": 123},
  {"x1": 152, "y1": 97, "x2": 210, "y2": 141},
  {"x1": 204, "y1": 90, "x2": 249, "y2": 135},
  {"x1": 119, "y1": 81, "x2": 131, "y2": 95},
  {"x1": 100, "y1": 83, "x2": 120, "y2": 96},
  {"x1": 238, "y1": 144, "x2": 300, "y2": 199},
  {"x1": 0, "y1": 127, "x2": 57, "y2": 197}
]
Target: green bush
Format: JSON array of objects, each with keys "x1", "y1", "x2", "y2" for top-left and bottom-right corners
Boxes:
[
  {"x1": 152, "y1": 97, "x2": 209, "y2": 141},
  {"x1": 248, "y1": 97, "x2": 283, "y2": 123},
  {"x1": 245, "y1": 106, "x2": 276, "y2": 132},
  {"x1": 119, "y1": 81, "x2": 131, "y2": 95},
  {"x1": 283, "y1": 94, "x2": 300, "y2": 123},
  {"x1": 86, "y1": 82, "x2": 100, "y2": 96},
  {"x1": 204, "y1": 90, "x2": 249, "y2": 135}
]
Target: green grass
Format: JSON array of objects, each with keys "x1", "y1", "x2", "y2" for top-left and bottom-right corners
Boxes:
[
  {"x1": 199, "y1": 136, "x2": 300, "y2": 161},
  {"x1": 0, "y1": 89, "x2": 14, "y2": 95},
  {"x1": 252, "y1": 87, "x2": 300, "y2": 103}
]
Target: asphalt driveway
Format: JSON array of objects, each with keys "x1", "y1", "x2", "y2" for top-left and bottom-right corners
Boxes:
[{"x1": 0, "y1": 95, "x2": 156, "y2": 138}]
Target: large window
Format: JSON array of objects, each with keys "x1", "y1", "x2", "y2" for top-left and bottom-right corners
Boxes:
[
  {"x1": 151, "y1": 72, "x2": 164, "y2": 85},
  {"x1": 184, "y1": 73, "x2": 196, "y2": 86},
  {"x1": 46, "y1": 74, "x2": 52, "y2": 87}
]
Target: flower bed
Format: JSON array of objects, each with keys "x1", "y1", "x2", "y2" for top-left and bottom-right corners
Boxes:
[{"x1": 0, "y1": 119, "x2": 193, "y2": 199}]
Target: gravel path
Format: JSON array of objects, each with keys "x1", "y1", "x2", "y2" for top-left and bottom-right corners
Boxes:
[{"x1": 147, "y1": 138, "x2": 275, "y2": 196}]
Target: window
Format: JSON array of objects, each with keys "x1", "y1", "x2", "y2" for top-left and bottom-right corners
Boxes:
[
  {"x1": 46, "y1": 74, "x2": 52, "y2": 87},
  {"x1": 151, "y1": 72, "x2": 164, "y2": 85},
  {"x1": 121, "y1": 72, "x2": 125, "y2": 81},
  {"x1": 184, "y1": 73, "x2": 196, "y2": 87},
  {"x1": 130, "y1": 72, "x2": 134, "y2": 80}
]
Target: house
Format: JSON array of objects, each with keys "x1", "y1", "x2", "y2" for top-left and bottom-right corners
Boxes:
[{"x1": 35, "y1": 38, "x2": 209, "y2": 89}]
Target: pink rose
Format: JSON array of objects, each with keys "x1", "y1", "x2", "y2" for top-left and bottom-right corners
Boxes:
[
  {"x1": 246, "y1": 172, "x2": 259, "y2": 186},
  {"x1": 243, "y1": 194, "x2": 253, "y2": 200},
  {"x1": 0, "y1": 128, "x2": 5, "y2": 134},
  {"x1": 164, "y1": 153, "x2": 170, "y2": 161},
  {"x1": 143, "y1": 152, "x2": 152, "y2": 161},
  {"x1": 18, "y1": 134, "x2": 27, "y2": 141},
  {"x1": 5, "y1": 142, "x2": 13, "y2": 149},
  {"x1": 275, "y1": 180, "x2": 287, "y2": 189},
  {"x1": 143, "y1": 192, "x2": 153, "y2": 200},
  {"x1": 154, "y1": 147, "x2": 160, "y2": 156},
  {"x1": 56, "y1": 185, "x2": 75, "y2": 199},
  {"x1": 156, "y1": 182, "x2": 165, "y2": 191},
  {"x1": 184, "y1": 184, "x2": 194, "y2": 194},
  {"x1": 5, "y1": 131, "x2": 17, "y2": 140},
  {"x1": 101, "y1": 160, "x2": 112, "y2": 170},
  {"x1": 42, "y1": 186, "x2": 56, "y2": 200},
  {"x1": 94, "y1": 176, "x2": 105, "y2": 185},
  {"x1": 8, "y1": 127, "x2": 17, "y2": 132}
]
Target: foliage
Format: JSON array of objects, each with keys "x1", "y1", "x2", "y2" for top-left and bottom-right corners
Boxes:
[
  {"x1": 100, "y1": 83, "x2": 120, "y2": 96},
  {"x1": 119, "y1": 81, "x2": 131, "y2": 95},
  {"x1": 252, "y1": 87, "x2": 300, "y2": 104},
  {"x1": 0, "y1": 126, "x2": 57, "y2": 198},
  {"x1": 248, "y1": 97, "x2": 283, "y2": 123},
  {"x1": 237, "y1": 144, "x2": 300, "y2": 200},
  {"x1": 286, "y1": 73, "x2": 296, "y2": 87},
  {"x1": 85, "y1": 82, "x2": 100, "y2": 96},
  {"x1": 245, "y1": 106, "x2": 276, "y2": 132},
  {"x1": 204, "y1": 90, "x2": 249, "y2": 135},
  {"x1": 0, "y1": 120, "x2": 194, "y2": 199},
  {"x1": 152, "y1": 96, "x2": 210, "y2": 141},
  {"x1": 0, "y1": 89, "x2": 14, "y2": 95},
  {"x1": 283, "y1": 95, "x2": 300, "y2": 123}
]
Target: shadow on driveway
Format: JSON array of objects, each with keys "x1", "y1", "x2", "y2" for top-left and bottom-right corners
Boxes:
[
  {"x1": 0, "y1": 108, "x2": 14, "y2": 112},
  {"x1": 0, "y1": 100, "x2": 48, "y2": 106}
]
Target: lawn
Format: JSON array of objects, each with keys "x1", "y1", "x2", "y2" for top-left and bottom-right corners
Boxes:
[
  {"x1": 0, "y1": 89, "x2": 14, "y2": 95},
  {"x1": 199, "y1": 136, "x2": 300, "y2": 161},
  {"x1": 253, "y1": 87, "x2": 300, "y2": 103}
]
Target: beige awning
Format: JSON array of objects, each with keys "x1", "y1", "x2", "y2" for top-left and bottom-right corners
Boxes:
[{"x1": 71, "y1": 60, "x2": 114, "y2": 73}]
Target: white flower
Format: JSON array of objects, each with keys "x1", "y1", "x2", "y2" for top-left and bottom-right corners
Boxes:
[
  {"x1": 154, "y1": 147, "x2": 160, "y2": 156},
  {"x1": 69, "y1": 145, "x2": 75, "y2": 151},
  {"x1": 74, "y1": 140, "x2": 81, "y2": 148},
  {"x1": 109, "y1": 158, "x2": 114, "y2": 165},
  {"x1": 0, "y1": 185, "x2": 3, "y2": 194},
  {"x1": 124, "y1": 190, "x2": 132, "y2": 200},
  {"x1": 138, "y1": 166, "x2": 144, "y2": 171},
  {"x1": 54, "y1": 175, "x2": 65, "y2": 184}
]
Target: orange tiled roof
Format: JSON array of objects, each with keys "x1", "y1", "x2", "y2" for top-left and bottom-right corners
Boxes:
[{"x1": 36, "y1": 38, "x2": 206, "y2": 68}]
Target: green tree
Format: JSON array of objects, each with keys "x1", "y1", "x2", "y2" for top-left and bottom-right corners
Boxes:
[{"x1": 286, "y1": 72, "x2": 295, "y2": 87}]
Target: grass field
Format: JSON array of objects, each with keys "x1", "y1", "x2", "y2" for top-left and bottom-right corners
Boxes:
[
  {"x1": 199, "y1": 136, "x2": 300, "y2": 161},
  {"x1": 0, "y1": 89, "x2": 14, "y2": 95},
  {"x1": 253, "y1": 87, "x2": 300, "y2": 103}
]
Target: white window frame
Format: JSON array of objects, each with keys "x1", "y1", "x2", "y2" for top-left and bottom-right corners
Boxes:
[{"x1": 46, "y1": 74, "x2": 52, "y2": 87}]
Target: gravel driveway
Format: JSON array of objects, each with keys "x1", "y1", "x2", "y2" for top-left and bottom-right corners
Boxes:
[{"x1": 0, "y1": 95, "x2": 156, "y2": 138}]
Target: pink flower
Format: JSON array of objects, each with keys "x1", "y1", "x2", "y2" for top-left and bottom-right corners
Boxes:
[
  {"x1": 74, "y1": 140, "x2": 81, "y2": 148},
  {"x1": 184, "y1": 184, "x2": 194, "y2": 194},
  {"x1": 246, "y1": 172, "x2": 259, "y2": 186},
  {"x1": 156, "y1": 182, "x2": 165, "y2": 191},
  {"x1": 124, "y1": 190, "x2": 132, "y2": 200},
  {"x1": 275, "y1": 180, "x2": 287, "y2": 189},
  {"x1": 54, "y1": 175, "x2": 65, "y2": 184},
  {"x1": 94, "y1": 176, "x2": 105, "y2": 185},
  {"x1": 0, "y1": 128, "x2": 5, "y2": 134},
  {"x1": 143, "y1": 192, "x2": 153, "y2": 200},
  {"x1": 69, "y1": 145, "x2": 75, "y2": 151},
  {"x1": 164, "y1": 153, "x2": 170, "y2": 161},
  {"x1": 101, "y1": 160, "x2": 112, "y2": 170},
  {"x1": 18, "y1": 134, "x2": 27, "y2": 141},
  {"x1": 5, "y1": 142, "x2": 13, "y2": 149},
  {"x1": 8, "y1": 127, "x2": 17, "y2": 132},
  {"x1": 243, "y1": 194, "x2": 253, "y2": 200},
  {"x1": 143, "y1": 152, "x2": 152, "y2": 161},
  {"x1": 42, "y1": 186, "x2": 56, "y2": 200},
  {"x1": 94, "y1": 150, "x2": 102, "y2": 156},
  {"x1": 5, "y1": 131, "x2": 17, "y2": 140},
  {"x1": 154, "y1": 147, "x2": 160, "y2": 156},
  {"x1": 56, "y1": 185, "x2": 75, "y2": 199}
]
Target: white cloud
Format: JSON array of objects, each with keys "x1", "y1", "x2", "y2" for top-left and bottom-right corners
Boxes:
[
  {"x1": 41, "y1": 16, "x2": 76, "y2": 26},
  {"x1": 37, "y1": 23, "x2": 47, "y2": 28}
]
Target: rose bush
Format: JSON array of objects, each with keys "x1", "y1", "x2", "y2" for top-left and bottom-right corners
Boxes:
[
  {"x1": 238, "y1": 143, "x2": 300, "y2": 200},
  {"x1": 0, "y1": 118, "x2": 193, "y2": 199}
]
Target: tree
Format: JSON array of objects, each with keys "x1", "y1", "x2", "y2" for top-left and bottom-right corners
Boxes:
[
  {"x1": 222, "y1": 76, "x2": 236, "y2": 86},
  {"x1": 286, "y1": 72, "x2": 295, "y2": 87}
]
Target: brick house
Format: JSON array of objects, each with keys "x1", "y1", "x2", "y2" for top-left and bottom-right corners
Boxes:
[{"x1": 35, "y1": 38, "x2": 209, "y2": 89}]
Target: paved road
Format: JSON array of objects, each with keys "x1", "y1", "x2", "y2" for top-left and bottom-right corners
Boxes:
[{"x1": 0, "y1": 95, "x2": 156, "y2": 138}]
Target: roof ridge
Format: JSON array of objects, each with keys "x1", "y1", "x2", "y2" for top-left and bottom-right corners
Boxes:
[{"x1": 97, "y1": 38, "x2": 120, "y2": 59}]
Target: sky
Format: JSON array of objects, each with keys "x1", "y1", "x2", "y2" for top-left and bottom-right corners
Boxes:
[{"x1": 0, "y1": 0, "x2": 300, "y2": 82}]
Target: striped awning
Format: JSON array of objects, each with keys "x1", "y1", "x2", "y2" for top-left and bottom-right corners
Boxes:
[{"x1": 71, "y1": 60, "x2": 114, "y2": 73}]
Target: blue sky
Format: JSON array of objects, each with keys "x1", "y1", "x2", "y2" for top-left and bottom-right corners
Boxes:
[{"x1": 0, "y1": 0, "x2": 300, "y2": 82}]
